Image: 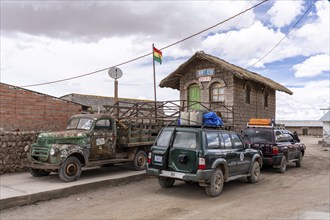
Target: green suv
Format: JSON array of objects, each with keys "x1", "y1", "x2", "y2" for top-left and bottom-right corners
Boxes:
[{"x1": 146, "y1": 126, "x2": 263, "y2": 197}]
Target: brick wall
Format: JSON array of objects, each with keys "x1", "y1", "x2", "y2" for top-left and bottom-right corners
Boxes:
[{"x1": 0, "y1": 83, "x2": 83, "y2": 132}]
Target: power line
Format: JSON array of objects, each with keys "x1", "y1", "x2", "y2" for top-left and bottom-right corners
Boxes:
[
  {"x1": 21, "y1": 0, "x2": 269, "y2": 88},
  {"x1": 245, "y1": 0, "x2": 316, "y2": 70},
  {"x1": 215, "y1": 0, "x2": 251, "y2": 50}
]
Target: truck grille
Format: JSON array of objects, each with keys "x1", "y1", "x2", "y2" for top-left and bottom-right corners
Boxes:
[{"x1": 31, "y1": 145, "x2": 49, "y2": 162}]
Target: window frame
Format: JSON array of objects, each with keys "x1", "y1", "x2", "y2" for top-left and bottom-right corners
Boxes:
[{"x1": 210, "y1": 82, "x2": 225, "y2": 103}]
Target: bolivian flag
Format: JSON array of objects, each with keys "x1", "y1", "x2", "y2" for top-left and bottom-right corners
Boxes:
[{"x1": 153, "y1": 47, "x2": 163, "y2": 64}]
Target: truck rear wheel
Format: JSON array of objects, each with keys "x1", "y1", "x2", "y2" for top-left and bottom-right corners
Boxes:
[
  {"x1": 247, "y1": 161, "x2": 260, "y2": 183},
  {"x1": 59, "y1": 156, "x2": 82, "y2": 182},
  {"x1": 30, "y1": 168, "x2": 50, "y2": 177},
  {"x1": 277, "y1": 156, "x2": 287, "y2": 173},
  {"x1": 205, "y1": 168, "x2": 224, "y2": 197},
  {"x1": 296, "y1": 152, "x2": 302, "y2": 167},
  {"x1": 133, "y1": 150, "x2": 147, "y2": 170}
]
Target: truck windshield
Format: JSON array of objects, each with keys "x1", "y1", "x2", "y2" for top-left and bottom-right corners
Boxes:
[
  {"x1": 243, "y1": 128, "x2": 273, "y2": 143},
  {"x1": 67, "y1": 118, "x2": 94, "y2": 130}
]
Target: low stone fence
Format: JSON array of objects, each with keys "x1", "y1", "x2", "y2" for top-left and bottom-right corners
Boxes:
[{"x1": 0, "y1": 131, "x2": 40, "y2": 174}]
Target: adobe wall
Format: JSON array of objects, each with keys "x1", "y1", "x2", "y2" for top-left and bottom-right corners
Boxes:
[
  {"x1": 0, "y1": 131, "x2": 40, "y2": 174},
  {"x1": 0, "y1": 83, "x2": 83, "y2": 131}
]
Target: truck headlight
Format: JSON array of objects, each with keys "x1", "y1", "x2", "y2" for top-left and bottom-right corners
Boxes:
[{"x1": 50, "y1": 148, "x2": 59, "y2": 156}]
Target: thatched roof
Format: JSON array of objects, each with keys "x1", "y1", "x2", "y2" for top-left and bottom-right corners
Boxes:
[{"x1": 159, "y1": 51, "x2": 293, "y2": 95}]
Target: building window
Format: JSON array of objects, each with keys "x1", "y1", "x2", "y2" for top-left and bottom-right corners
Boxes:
[
  {"x1": 264, "y1": 90, "x2": 269, "y2": 107},
  {"x1": 245, "y1": 84, "x2": 251, "y2": 104},
  {"x1": 210, "y1": 82, "x2": 225, "y2": 102}
]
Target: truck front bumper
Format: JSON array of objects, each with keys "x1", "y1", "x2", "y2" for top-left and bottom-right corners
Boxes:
[
  {"x1": 26, "y1": 162, "x2": 60, "y2": 170},
  {"x1": 146, "y1": 165, "x2": 212, "y2": 182}
]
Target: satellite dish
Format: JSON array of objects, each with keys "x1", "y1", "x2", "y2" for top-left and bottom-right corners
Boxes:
[{"x1": 108, "y1": 67, "x2": 123, "y2": 80}]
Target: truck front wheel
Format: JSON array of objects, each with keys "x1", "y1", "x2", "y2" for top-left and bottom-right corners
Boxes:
[
  {"x1": 133, "y1": 150, "x2": 147, "y2": 170},
  {"x1": 30, "y1": 168, "x2": 50, "y2": 177},
  {"x1": 59, "y1": 156, "x2": 82, "y2": 182}
]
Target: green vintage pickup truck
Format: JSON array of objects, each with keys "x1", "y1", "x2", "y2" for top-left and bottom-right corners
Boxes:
[{"x1": 26, "y1": 113, "x2": 162, "y2": 182}]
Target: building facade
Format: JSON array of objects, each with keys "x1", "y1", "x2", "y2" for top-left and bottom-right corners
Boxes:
[
  {"x1": 160, "y1": 51, "x2": 292, "y2": 131},
  {"x1": 276, "y1": 120, "x2": 323, "y2": 136}
]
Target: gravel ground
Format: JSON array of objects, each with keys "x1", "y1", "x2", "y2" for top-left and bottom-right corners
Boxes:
[{"x1": 1, "y1": 136, "x2": 329, "y2": 220}]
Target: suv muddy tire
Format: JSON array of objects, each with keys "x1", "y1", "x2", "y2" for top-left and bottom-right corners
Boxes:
[
  {"x1": 59, "y1": 156, "x2": 82, "y2": 182},
  {"x1": 158, "y1": 177, "x2": 175, "y2": 188},
  {"x1": 277, "y1": 156, "x2": 287, "y2": 173},
  {"x1": 205, "y1": 168, "x2": 224, "y2": 197},
  {"x1": 30, "y1": 168, "x2": 50, "y2": 177},
  {"x1": 247, "y1": 161, "x2": 260, "y2": 183},
  {"x1": 133, "y1": 150, "x2": 147, "y2": 171},
  {"x1": 296, "y1": 152, "x2": 302, "y2": 167}
]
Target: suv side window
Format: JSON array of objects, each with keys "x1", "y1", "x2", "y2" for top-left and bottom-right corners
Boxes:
[
  {"x1": 221, "y1": 133, "x2": 233, "y2": 149},
  {"x1": 231, "y1": 134, "x2": 244, "y2": 149},
  {"x1": 206, "y1": 132, "x2": 220, "y2": 149},
  {"x1": 173, "y1": 131, "x2": 197, "y2": 149}
]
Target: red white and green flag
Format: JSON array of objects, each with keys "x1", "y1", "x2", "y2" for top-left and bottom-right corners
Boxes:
[{"x1": 153, "y1": 47, "x2": 163, "y2": 64}]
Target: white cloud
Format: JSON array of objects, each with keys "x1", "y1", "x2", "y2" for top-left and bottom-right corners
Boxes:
[
  {"x1": 276, "y1": 80, "x2": 330, "y2": 120},
  {"x1": 293, "y1": 54, "x2": 330, "y2": 78},
  {"x1": 267, "y1": 0, "x2": 304, "y2": 29},
  {"x1": 202, "y1": 21, "x2": 285, "y2": 67}
]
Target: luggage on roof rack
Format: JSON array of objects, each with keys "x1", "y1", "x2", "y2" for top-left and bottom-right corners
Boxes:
[{"x1": 247, "y1": 118, "x2": 285, "y2": 129}]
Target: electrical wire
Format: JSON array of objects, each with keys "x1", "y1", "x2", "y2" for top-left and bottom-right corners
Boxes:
[
  {"x1": 245, "y1": 0, "x2": 316, "y2": 70},
  {"x1": 20, "y1": 0, "x2": 269, "y2": 88},
  {"x1": 215, "y1": 0, "x2": 251, "y2": 50}
]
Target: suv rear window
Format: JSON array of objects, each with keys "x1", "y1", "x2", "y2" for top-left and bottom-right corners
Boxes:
[
  {"x1": 155, "y1": 130, "x2": 173, "y2": 147},
  {"x1": 173, "y1": 131, "x2": 197, "y2": 149},
  {"x1": 244, "y1": 128, "x2": 273, "y2": 143}
]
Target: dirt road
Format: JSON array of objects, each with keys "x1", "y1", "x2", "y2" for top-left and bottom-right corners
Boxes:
[{"x1": 1, "y1": 136, "x2": 329, "y2": 219}]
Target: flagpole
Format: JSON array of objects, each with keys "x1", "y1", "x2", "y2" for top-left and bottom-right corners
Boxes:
[{"x1": 152, "y1": 43, "x2": 157, "y2": 119}]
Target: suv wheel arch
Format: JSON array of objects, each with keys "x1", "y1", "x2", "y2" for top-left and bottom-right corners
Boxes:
[{"x1": 211, "y1": 159, "x2": 228, "y2": 181}]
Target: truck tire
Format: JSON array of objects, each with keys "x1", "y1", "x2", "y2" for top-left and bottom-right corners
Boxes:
[
  {"x1": 30, "y1": 168, "x2": 50, "y2": 177},
  {"x1": 247, "y1": 161, "x2": 260, "y2": 183},
  {"x1": 158, "y1": 177, "x2": 175, "y2": 188},
  {"x1": 296, "y1": 152, "x2": 302, "y2": 167},
  {"x1": 59, "y1": 156, "x2": 82, "y2": 182},
  {"x1": 133, "y1": 150, "x2": 147, "y2": 170},
  {"x1": 205, "y1": 168, "x2": 224, "y2": 197},
  {"x1": 277, "y1": 156, "x2": 287, "y2": 173}
]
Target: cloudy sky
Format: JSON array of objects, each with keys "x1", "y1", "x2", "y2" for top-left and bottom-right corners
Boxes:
[{"x1": 1, "y1": 0, "x2": 329, "y2": 120}]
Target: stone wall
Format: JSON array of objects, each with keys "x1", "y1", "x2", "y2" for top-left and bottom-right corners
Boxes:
[
  {"x1": 233, "y1": 77, "x2": 275, "y2": 132},
  {"x1": 0, "y1": 131, "x2": 40, "y2": 174},
  {"x1": 176, "y1": 60, "x2": 276, "y2": 131}
]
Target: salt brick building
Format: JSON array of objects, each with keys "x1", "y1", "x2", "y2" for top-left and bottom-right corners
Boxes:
[{"x1": 160, "y1": 51, "x2": 292, "y2": 131}]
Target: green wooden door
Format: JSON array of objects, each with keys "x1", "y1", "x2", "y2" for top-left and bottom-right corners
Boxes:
[{"x1": 188, "y1": 84, "x2": 201, "y2": 110}]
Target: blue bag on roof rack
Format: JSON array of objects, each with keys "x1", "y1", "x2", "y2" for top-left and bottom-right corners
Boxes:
[{"x1": 203, "y1": 112, "x2": 224, "y2": 127}]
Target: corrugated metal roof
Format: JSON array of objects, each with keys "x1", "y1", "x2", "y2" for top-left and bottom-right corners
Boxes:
[
  {"x1": 320, "y1": 111, "x2": 330, "y2": 122},
  {"x1": 276, "y1": 120, "x2": 323, "y2": 127},
  {"x1": 159, "y1": 51, "x2": 292, "y2": 95}
]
